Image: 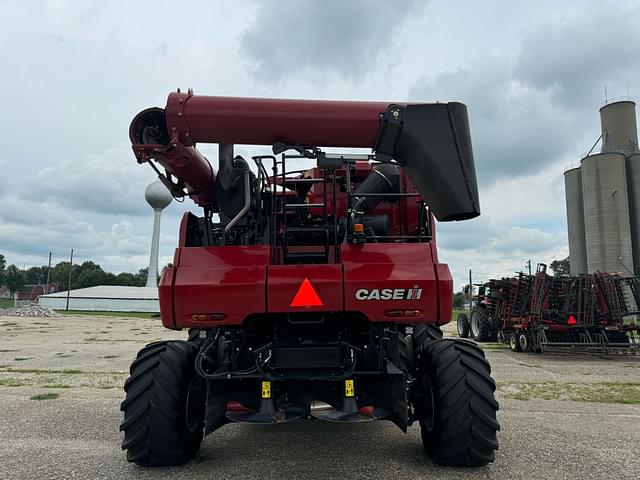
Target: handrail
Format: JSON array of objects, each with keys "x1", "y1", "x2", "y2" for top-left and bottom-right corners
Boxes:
[
  {"x1": 224, "y1": 171, "x2": 251, "y2": 232},
  {"x1": 603, "y1": 95, "x2": 635, "y2": 105}
]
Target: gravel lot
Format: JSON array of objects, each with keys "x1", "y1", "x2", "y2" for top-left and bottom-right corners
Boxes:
[{"x1": 1, "y1": 314, "x2": 640, "y2": 479}]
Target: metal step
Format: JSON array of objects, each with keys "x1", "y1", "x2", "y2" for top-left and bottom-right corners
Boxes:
[
  {"x1": 286, "y1": 203, "x2": 325, "y2": 208},
  {"x1": 282, "y1": 178, "x2": 324, "y2": 184},
  {"x1": 286, "y1": 227, "x2": 330, "y2": 234},
  {"x1": 284, "y1": 251, "x2": 327, "y2": 259}
]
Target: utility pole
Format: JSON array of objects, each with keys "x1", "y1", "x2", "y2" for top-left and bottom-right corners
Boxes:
[
  {"x1": 468, "y1": 269, "x2": 473, "y2": 309},
  {"x1": 45, "y1": 252, "x2": 52, "y2": 295},
  {"x1": 65, "y1": 249, "x2": 74, "y2": 311}
]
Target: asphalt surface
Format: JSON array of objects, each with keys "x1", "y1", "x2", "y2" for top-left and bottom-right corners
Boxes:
[{"x1": 1, "y1": 314, "x2": 640, "y2": 479}]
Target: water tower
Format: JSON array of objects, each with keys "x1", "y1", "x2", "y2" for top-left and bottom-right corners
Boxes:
[{"x1": 145, "y1": 181, "x2": 173, "y2": 287}]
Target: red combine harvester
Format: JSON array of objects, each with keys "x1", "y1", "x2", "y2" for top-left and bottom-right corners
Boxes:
[
  {"x1": 120, "y1": 91, "x2": 499, "y2": 467},
  {"x1": 479, "y1": 264, "x2": 640, "y2": 353}
]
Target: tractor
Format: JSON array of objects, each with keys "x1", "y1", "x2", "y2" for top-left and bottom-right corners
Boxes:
[
  {"x1": 120, "y1": 91, "x2": 500, "y2": 467},
  {"x1": 457, "y1": 282, "x2": 501, "y2": 342}
]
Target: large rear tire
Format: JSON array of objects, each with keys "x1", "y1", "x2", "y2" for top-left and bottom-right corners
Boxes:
[
  {"x1": 120, "y1": 341, "x2": 205, "y2": 466},
  {"x1": 414, "y1": 339, "x2": 499, "y2": 466},
  {"x1": 470, "y1": 307, "x2": 491, "y2": 342},
  {"x1": 456, "y1": 313, "x2": 470, "y2": 338},
  {"x1": 412, "y1": 323, "x2": 443, "y2": 356}
]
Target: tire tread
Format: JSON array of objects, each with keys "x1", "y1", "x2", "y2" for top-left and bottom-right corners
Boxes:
[
  {"x1": 416, "y1": 339, "x2": 500, "y2": 466},
  {"x1": 120, "y1": 340, "x2": 204, "y2": 466}
]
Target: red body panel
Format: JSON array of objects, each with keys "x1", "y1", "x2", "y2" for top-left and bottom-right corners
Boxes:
[
  {"x1": 435, "y1": 264, "x2": 453, "y2": 325},
  {"x1": 159, "y1": 267, "x2": 176, "y2": 329},
  {"x1": 168, "y1": 246, "x2": 269, "y2": 329},
  {"x1": 161, "y1": 243, "x2": 453, "y2": 329},
  {"x1": 166, "y1": 92, "x2": 399, "y2": 147},
  {"x1": 342, "y1": 244, "x2": 440, "y2": 324},
  {"x1": 267, "y1": 265, "x2": 343, "y2": 313}
]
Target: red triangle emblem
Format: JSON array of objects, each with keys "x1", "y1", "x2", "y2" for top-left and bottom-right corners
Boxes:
[{"x1": 290, "y1": 278, "x2": 324, "y2": 307}]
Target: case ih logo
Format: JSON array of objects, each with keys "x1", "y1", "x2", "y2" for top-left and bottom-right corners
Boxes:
[{"x1": 355, "y1": 285, "x2": 422, "y2": 301}]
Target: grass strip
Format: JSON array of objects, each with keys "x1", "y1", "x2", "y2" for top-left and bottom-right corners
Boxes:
[
  {"x1": 498, "y1": 381, "x2": 640, "y2": 404},
  {"x1": 30, "y1": 393, "x2": 59, "y2": 400},
  {"x1": 56, "y1": 310, "x2": 157, "y2": 319}
]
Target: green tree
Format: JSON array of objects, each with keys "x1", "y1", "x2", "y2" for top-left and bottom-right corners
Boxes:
[
  {"x1": 5, "y1": 265, "x2": 25, "y2": 299},
  {"x1": 72, "y1": 261, "x2": 107, "y2": 289},
  {"x1": 34, "y1": 259, "x2": 161, "y2": 290},
  {"x1": 550, "y1": 257, "x2": 570, "y2": 276},
  {"x1": 453, "y1": 291, "x2": 466, "y2": 308},
  {"x1": 74, "y1": 268, "x2": 108, "y2": 289},
  {"x1": 50, "y1": 261, "x2": 72, "y2": 290},
  {"x1": 135, "y1": 268, "x2": 149, "y2": 286},
  {"x1": 0, "y1": 254, "x2": 6, "y2": 285},
  {"x1": 24, "y1": 266, "x2": 48, "y2": 285},
  {"x1": 115, "y1": 272, "x2": 139, "y2": 286},
  {"x1": 104, "y1": 272, "x2": 119, "y2": 285}
]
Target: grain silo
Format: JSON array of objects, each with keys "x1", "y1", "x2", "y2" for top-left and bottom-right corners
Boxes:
[
  {"x1": 564, "y1": 167, "x2": 588, "y2": 274},
  {"x1": 600, "y1": 100, "x2": 639, "y2": 156},
  {"x1": 565, "y1": 99, "x2": 639, "y2": 275},
  {"x1": 581, "y1": 152, "x2": 634, "y2": 273},
  {"x1": 627, "y1": 153, "x2": 640, "y2": 274}
]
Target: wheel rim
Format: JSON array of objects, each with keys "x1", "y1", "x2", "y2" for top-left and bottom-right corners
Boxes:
[
  {"x1": 519, "y1": 335, "x2": 528, "y2": 351},
  {"x1": 497, "y1": 331, "x2": 505, "y2": 343},
  {"x1": 419, "y1": 374, "x2": 436, "y2": 432},
  {"x1": 471, "y1": 313, "x2": 480, "y2": 337},
  {"x1": 185, "y1": 377, "x2": 204, "y2": 433},
  {"x1": 509, "y1": 334, "x2": 517, "y2": 350},
  {"x1": 457, "y1": 317, "x2": 465, "y2": 336}
]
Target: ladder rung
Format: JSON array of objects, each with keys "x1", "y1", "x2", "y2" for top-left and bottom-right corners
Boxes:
[
  {"x1": 284, "y1": 252, "x2": 327, "y2": 259},
  {"x1": 282, "y1": 178, "x2": 324, "y2": 184},
  {"x1": 286, "y1": 203, "x2": 325, "y2": 208},
  {"x1": 286, "y1": 227, "x2": 329, "y2": 233}
]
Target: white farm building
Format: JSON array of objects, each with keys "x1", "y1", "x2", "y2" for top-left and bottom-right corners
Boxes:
[{"x1": 39, "y1": 286, "x2": 160, "y2": 313}]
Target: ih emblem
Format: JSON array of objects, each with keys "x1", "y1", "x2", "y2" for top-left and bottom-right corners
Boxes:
[
  {"x1": 355, "y1": 285, "x2": 423, "y2": 301},
  {"x1": 290, "y1": 278, "x2": 324, "y2": 307}
]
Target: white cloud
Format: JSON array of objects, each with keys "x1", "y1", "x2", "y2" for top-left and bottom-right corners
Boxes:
[
  {"x1": 239, "y1": 0, "x2": 425, "y2": 82},
  {"x1": 438, "y1": 220, "x2": 568, "y2": 289},
  {"x1": 24, "y1": 143, "x2": 157, "y2": 216},
  {"x1": 0, "y1": 0, "x2": 638, "y2": 292},
  {"x1": 480, "y1": 160, "x2": 568, "y2": 225}
]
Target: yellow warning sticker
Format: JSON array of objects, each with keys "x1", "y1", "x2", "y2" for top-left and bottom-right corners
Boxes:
[
  {"x1": 261, "y1": 381, "x2": 271, "y2": 399},
  {"x1": 345, "y1": 379, "x2": 355, "y2": 397}
]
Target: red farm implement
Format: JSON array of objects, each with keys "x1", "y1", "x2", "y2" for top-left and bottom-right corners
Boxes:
[{"x1": 481, "y1": 264, "x2": 640, "y2": 353}]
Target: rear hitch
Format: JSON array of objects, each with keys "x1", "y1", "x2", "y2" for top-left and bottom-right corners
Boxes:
[
  {"x1": 310, "y1": 379, "x2": 391, "y2": 423},
  {"x1": 225, "y1": 380, "x2": 305, "y2": 424}
]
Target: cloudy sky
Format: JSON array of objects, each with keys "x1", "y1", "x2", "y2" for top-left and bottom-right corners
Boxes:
[{"x1": 1, "y1": 0, "x2": 639, "y2": 288}]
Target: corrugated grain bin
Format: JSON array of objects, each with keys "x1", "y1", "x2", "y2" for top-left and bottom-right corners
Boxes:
[
  {"x1": 600, "y1": 100, "x2": 639, "y2": 156},
  {"x1": 626, "y1": 153, "x2": 640, "y2": 274},
  {"x1": 581, "y1": 152, "x2": 634, "y2": 273},
  {"x1": 564, "y1": 167, "x2": 588, "y2": 274}
]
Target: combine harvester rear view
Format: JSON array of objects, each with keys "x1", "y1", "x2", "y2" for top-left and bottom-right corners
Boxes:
[
  {"x1": 474, "y1": 264, "x2": 640, "y2": 353},
  {"x1": 119, "y1": 91, "x2": 500, "y2": 467}
]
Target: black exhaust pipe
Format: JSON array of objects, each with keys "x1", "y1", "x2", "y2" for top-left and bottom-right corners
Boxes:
[{"x1": 352, "y1": 164, "x2": 400, "y2": 213}]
